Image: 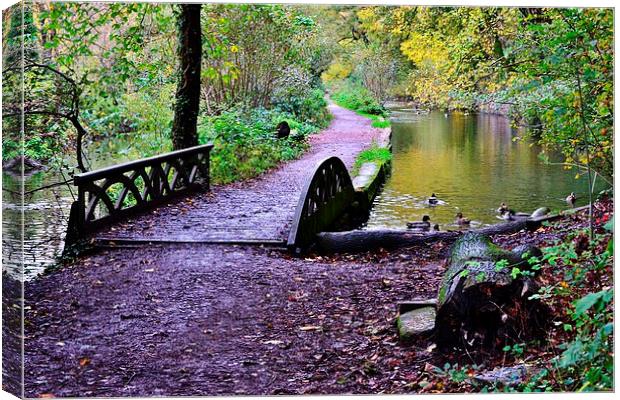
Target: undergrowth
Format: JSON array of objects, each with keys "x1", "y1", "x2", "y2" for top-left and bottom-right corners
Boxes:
[{"x1": 352, "y1": 143, "x2": 392, "y2": 176}]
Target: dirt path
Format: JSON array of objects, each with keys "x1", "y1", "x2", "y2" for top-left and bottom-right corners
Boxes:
[
  {"x1": 96, "y1": 103, "x2": 388, "y2": 242},
  {"x1": 20, "y1": 186, "x2": 607, "y2": 397},
  {"x1": 24, "y1": 244, "x2": 445, "y2": 397}
]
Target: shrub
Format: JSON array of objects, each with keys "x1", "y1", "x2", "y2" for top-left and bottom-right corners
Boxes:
[
  {"x1": 198, "y1": 107, "x2": 314, "y2": 184},
  {"x1": 330, "y1": 81, "x2": 388, "y2": 117}
]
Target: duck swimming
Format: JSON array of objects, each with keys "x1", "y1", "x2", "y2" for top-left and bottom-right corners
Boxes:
[
  {"x1": 497, "y1": 202, "x2": 509, "y2": 214},
  {"x1": 428, "y1": 193, "x2": 439, "y2": 205},
  {"x1": 407, "y1": 215, "x2": 431, "y2": 230},
  {"x1": 566, "y1": 192, "x2": 576, "y2": 208},
  {"x1": 455, "y1": 212, "x2": 471, "y2": 226}
]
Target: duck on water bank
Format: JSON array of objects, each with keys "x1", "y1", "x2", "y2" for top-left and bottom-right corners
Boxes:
[
  {"x1": 407, "y1": 215, "x2": 431, "y2": 231},
  {"x1": 498, "y1": 205, "x2": 551, "y2": 221},
  {"x1": 455, "y1": 212, "x2": 471, "y2": 226},
  {"x1": 497, "y1": 202, "x2": 509, "y2": 214},
  {"x1": 566, "y1": 192, "x2": 576, "y2": 208}
]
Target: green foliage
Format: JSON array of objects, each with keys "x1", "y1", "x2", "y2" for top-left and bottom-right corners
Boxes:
[
  {"x1": 10, "y1": 2, "x2": 330, "y2": 178},
  {"x1": 201, "y1": 4, "x2": 324, "y2": 109},
  {"x1": 331, "y1": 81, "x2": 387, "y2": 117},
  {"x1": 197, "y1": 107, "x2": 314, "y2": 184},
  {"x1": 507, "y1": 8, "x2": 613, "y2": 180},
  {"x1": 552, "y1": 287, "x2": 613, "y2": 391},
  {"x1": 502, "y1": 343, "x2": 526, "y2": 357},
  {"x1": 352, "y1": 143, "x2": 392, "y2": 175},
  {"x1": 521, "y1": 229, "x2": 613, "y2": 392},
  {"x1": 3, "y1": 2, "x2": 39, "y2": 65},
  {"x1": 272, "y1": 87, "x2": 332, "y2": 130}
]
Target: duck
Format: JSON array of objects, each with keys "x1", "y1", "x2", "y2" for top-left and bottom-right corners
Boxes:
[
  {"x1": 499, "y1": 209, "x2": 516, "y2": 221},
  {"x1": 432, "y1": 224, "x2": 440, "y2": 232},
  {"x1": 499, "y1": 209, "x2": 531, "y2": 221},
  {"x1": 497, "y1": 202, "x2": 510, "y2": 214},
  {"x1": 566, "y1": 192, "x2": 576, "y2": 208},
  {"x1": 428, "y1": 193, "x2": 439, "y2": 205},
  {"x1": 407, "y1": 215, "x2": 431, "y2": 230},
  {"x1": 455, "y1": 212, "x2": 471, "y2": 226}
]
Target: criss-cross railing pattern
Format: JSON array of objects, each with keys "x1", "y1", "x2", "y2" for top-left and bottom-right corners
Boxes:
[
  {"x1": 68, "y1": 144, "x2": 213, "y2": 236},
  {"x1": 287, "y1": 156, "x2": 355, "y2": 253}
]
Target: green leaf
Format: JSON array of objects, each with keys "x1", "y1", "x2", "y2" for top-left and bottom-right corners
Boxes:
[{"x1": 573, "y1": 289, "x2": 612, "y2": 318}]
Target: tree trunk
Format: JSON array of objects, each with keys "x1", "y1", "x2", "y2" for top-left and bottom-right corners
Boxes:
[
  {"x1": 435, "y1": 233, "x2": 549, "y2": 351},
  {"x1": 315, "y1": 220, "x2": 530, "y2": 254},
  {"x1": 171, "y1": 4, "x2": 202, "y2": 150}
]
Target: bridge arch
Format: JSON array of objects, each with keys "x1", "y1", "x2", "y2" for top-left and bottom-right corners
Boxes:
[{"x1": 287, "y1": 156, "x2": 356, "y2": 254}]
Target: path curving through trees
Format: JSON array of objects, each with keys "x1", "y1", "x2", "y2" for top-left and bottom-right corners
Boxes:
[{"x1": 96, "y1": 102, "x2": 388, "y2": 243}]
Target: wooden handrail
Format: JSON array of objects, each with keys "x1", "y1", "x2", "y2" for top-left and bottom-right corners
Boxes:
[
  {"x1": 74, "y1": 144, "x2": 213, "y2": 183},
  {"x1": 66, "y1": 144, "x2": 213, "y2": 243}
]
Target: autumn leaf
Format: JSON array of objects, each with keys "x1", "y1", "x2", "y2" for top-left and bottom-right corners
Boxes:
[{"x1": 78, "y1": 357, "x2": 90, "y2": 367}]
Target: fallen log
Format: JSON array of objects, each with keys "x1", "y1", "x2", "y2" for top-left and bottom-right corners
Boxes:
[
  {"x1": 316, "y1": 219, "x2": 528, "y2": 253},
  {"x1": 434, "y1": 232, "x2": 549, "y2": 351}
]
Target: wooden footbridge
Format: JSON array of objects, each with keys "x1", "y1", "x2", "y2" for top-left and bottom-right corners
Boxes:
[
  {"x1": 66, "y1": 144, "x2": 370, "y2": 255},
  {"x1": 63, "y1": 102, "x2": 392, "y2": 255}
]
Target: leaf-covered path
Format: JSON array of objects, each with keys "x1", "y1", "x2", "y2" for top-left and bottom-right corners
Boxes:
[
  {"x1": 23, "y1": 212, "x2": 590, "y2": 396},
  {"x1": 96, "y1": 102, "x2": 388, "y2": 243},
  {"x1": 24, "y1": 244, "x2": 445, "y2": 397}
]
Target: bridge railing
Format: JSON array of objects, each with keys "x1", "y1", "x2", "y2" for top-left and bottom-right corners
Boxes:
[
  {"x1": 67, "y1": 144, "x2": 213, "y2": 238},
  {"x1": 287, "y1": 156, "x2": 355, "y2": 254}
]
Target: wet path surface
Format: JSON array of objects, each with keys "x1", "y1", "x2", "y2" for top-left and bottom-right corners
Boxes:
[{"x1": 96, "y1": 103, "x2": 388, "y2": 243}]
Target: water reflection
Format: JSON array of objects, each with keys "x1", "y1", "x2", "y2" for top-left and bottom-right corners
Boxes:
[
  {"x1": 2, "y1": 171, "x2": 75, "y2": 281},
  {"x1": 366, "y1": 110, "x2": 606, "y2": 230},
  {"x1": 2, "y1": 138, "x2": 146, "y2": 281}
]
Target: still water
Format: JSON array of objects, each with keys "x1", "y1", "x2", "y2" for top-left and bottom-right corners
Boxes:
[
  {"x1": 2, "y1": 140, "x2": 154, "y2": 281},
  {"x1": 366, "y1": 109, "x2": 605, "y2": 230}
]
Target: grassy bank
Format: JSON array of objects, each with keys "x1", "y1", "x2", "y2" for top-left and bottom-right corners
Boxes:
[
  {"x1": 330, "y1": 82, "x2": 390, "y2": 129},
  {"x1": 352, "y1": 143, "x2": 392, "y2": 176}
]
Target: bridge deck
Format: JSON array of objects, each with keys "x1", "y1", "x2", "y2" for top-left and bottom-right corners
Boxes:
[{"x1": 95, "y1": 104, "x2": 388, "y2": 243}]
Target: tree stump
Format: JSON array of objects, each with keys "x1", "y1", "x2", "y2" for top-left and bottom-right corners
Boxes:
[
  {"x1": 435, "y1": 233, "x2": 549, "y2": 351},
  {"x1": 276, "y1": 121, "x2": 290, "y2": 139}
]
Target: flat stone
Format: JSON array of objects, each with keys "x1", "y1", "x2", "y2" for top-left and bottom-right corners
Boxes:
[
  {"x1": 398, "y1": 298, "x2": 437, "y2": 314},
  {"x1": 397, "y1": 306, "x2": 436, "y2": 342},
  {"x1": 352, "y1": 162, "x2": 378, "y2": 190}
]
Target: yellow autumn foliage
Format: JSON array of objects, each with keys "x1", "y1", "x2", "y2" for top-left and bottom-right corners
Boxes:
[{"x1": 321, "y1": 62, "x2": 353, "y2": 82}]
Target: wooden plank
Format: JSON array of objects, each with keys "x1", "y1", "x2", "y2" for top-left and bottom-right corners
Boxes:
[{"x1": 74, "y1": 144, "x2": 213, "y2": 184}]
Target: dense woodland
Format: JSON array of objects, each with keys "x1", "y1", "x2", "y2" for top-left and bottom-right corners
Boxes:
[
  {"x1": 2, "y1": 2, "x2": 614, "y2": 394},
  {"x1": 3, "y1": 4, "x2": 613, "y2": 182}
]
